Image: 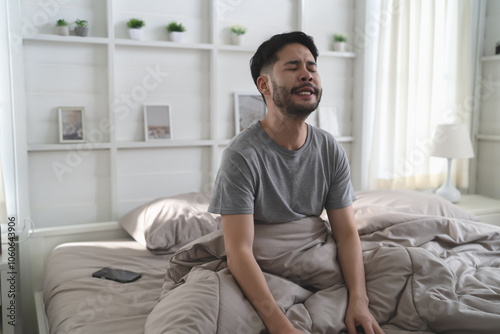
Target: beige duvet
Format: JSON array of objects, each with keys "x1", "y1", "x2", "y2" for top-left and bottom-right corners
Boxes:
[{"x1": 44, "y1": 190, "x2": 500, "y2": 333}]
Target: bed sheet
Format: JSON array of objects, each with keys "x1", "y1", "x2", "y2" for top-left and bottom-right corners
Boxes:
[{"x1": 43, "y1": 240, "x2": 172, "y2": 334}]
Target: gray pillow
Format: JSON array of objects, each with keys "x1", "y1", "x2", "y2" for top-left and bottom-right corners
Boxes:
[
  {"x1": 118, "y1": 192, "x2": 221, "y2": 254},
  {"x1": 354, "y1": 189, "x2": 478, "y2": 220}
]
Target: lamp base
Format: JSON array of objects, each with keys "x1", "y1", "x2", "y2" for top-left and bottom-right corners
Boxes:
[
  {"x1": 436, "y1": 183, "x2": 461, "y2": 203},
  {"x1": 435, "y1": 157, "x2": 461, "y2": 203}
]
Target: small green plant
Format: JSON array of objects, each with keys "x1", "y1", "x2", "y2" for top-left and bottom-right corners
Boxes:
[
  {"x1": 166, "y1": 21, "x2": 186, "y2": 33},
  {"x1": 56, "y1": 19, "x2": 68, "y2": 26},
  {"x1": 333, "y1": 34, "x2": 347, "y2": 43},
  {"x1": 230, "y1": 24, "x2": 247, "y2": 36},
  {"x1": 75, "y1": 19, "x2": 88, "y2": 28},
  {"x1": 127, "y1": 18, "x2": 145, "y2": 29}
]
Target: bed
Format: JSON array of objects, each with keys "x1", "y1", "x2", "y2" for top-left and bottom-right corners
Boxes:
[{"x1": 40, "y1": 190, "x2": 500, "y2": 333}]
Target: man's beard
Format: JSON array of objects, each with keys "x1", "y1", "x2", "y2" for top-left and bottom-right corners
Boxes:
[{"x1": 271, "y1": 79, "x2": 322, "y2": 120}]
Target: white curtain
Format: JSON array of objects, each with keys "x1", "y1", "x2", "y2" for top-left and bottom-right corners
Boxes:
[{"x1": 364, "y1": 0, "x2": 476, "y2": 190}]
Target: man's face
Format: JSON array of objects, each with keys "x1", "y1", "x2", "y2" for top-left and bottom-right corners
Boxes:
[{"x1": 269, "y1": 43, "x2": 322, "y2": 119}]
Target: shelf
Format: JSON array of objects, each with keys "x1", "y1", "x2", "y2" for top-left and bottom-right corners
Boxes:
[
  {"x1": 114, "y1": 38, "x2": 213, "y2": 50},
  {"x1": 28, "y1": 143, "x2": 111, "y2": 152},
  {"x1": 320, "y1": 51, "x2": 356, "y2": 58},
  {"x1": 477, "y1": 134, "x2": 500, "y2": 142},
  {"x1": 22, "y1": 36, "x2": 356, "y2": 60},
  {"x1": 23, "y1": 34, "x2": 109, "y2": 45},
  {"x1": 117, "y1": 139, "x2": 230, "y2": 149},
  {"x1": 217, "y1": 45, "x2": 356, "y2": 58},
  {"x1": 27, "y1": 140, "x2": 234, "y2": 152}
]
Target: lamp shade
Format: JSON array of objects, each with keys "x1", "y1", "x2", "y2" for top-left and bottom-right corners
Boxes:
[{"x1": 431, "y1": 123, "x2": 474, "y2": 159}]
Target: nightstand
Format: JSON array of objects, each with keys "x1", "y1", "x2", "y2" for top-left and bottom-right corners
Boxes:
[{"x1": 455, "y1": 194, "x2": 500, "y2": 227}]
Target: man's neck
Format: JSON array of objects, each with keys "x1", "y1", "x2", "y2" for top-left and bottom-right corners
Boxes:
[{"x1": 260, "y1": 112, "x2": 308, "y2": 151}]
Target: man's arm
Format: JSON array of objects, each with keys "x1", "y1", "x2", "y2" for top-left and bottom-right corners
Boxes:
[
  {"x1": 221, "y1": 214, "x2": 303, "y2": 334},
  {"x1": 327, "y1": 206, "x2": 385, "y2": 334}
]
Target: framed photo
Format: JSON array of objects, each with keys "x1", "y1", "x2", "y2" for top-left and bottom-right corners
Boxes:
[
  {"x1": 58, "y1": 107, "x2": 85, "y2": 143},
  {"x1": 144, "y1": 105, "x2": 172, "y2": 141},
  {"x1": 318, "y1": 106, "x2": 341, "y2": 136},
  {"x1": 234, "y1": 92, "x2": 267, "y2": 134}
]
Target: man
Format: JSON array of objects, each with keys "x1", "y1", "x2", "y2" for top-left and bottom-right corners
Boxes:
[{"x1": 208, "y1": 32, "x2": 383, "y2": 334}]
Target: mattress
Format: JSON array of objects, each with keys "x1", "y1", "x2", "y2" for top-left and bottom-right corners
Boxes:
[{"x1": 43, "y1": 240, "x2": 172, "y2": 334}]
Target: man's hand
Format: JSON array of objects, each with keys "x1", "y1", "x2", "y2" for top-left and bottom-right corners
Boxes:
[{"x1": 345, "y1": 296, "x2": 385, "y2": 334}]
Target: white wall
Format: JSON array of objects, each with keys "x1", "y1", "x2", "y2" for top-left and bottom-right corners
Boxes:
[{"x1": 475, "y1": 0, "x2": 500, "y2": 199}]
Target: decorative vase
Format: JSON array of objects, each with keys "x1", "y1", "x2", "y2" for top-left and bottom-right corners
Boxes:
[
  {"x1": 128, "y1": 28, "x2": 144, "y2": 41},
  {"x1": 332, "y1": 42, "x2": 347, "y2": 52},
  {"x1": 169, "y1": 31, "x2": 184, "y2": 42},
  {"x1": 231, "y1": 33, "x2": 243, "y2": 46},
  {"x1": 56, "y1": 26, "x2": 69, "y2": 36},
  {"x1": 75, "y1": 27, "x2": 88, "y2": 37}
]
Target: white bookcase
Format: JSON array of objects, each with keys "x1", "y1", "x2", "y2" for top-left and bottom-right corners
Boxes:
[
  {"x1": 470, "y1": 0, "x2": 500, "y2": 200},
  {"x1": 12, "y1": 0, "x2": 359, "y2": 231},
  {"x1": 8, "y1": 1, "x2": 363, "y2": 332}
]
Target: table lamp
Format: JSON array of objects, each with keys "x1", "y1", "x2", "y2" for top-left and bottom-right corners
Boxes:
[{"x1": 431, "y1": 123, "x2": 474, "y2": 203}]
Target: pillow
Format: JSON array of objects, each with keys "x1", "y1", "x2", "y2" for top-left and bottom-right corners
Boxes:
[
  {"x1": 118, "y1": 192, "x2": 221, "y2": 254},
  {"x1": 353, "y1": 189, "x2": 478, "y2": 221}
]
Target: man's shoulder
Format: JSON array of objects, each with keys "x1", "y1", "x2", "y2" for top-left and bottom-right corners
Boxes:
[
  {"x1": 227, "y1": 123, "x2": 265, "y2": 151},
  {"x1": 224, "y1": 123, "x2": 264, "y2": 160},
  {"x1": 308, "y1": 124, "x2": 339, "y2": 146}
]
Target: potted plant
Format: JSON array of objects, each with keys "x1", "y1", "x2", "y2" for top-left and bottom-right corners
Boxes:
[
  {"x1": 74, "y1": 19, "x2": 88, "y2": 37},
  {"x1": 166, "y1": 21, "x2": 186, "y2": 42},
  {"x1": 332, "y1": 34, "x2": 347, "y2": 52},
  {"x1": 230, "y1": 24, "x2": 247, "y2": 45},
  {"x1": 127, "y1": 18, "x2": 145, "y2": 41},
  {"x1": 55, "y1": 19, "x2": 69, "y2": 36}
]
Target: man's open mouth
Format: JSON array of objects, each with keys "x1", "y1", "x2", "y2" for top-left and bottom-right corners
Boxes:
[{"x1": 292, "y1": 85, "x2": 317, "y2": 96}]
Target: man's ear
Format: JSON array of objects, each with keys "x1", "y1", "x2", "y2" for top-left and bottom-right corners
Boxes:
[{"x1": 257, "y1": 75, "x2": 271, "y2": 95}]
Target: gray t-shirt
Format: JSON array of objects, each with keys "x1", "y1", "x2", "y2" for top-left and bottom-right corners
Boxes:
[{"x1": 208, "y1": 122, "x2": 356, "y2": 224}]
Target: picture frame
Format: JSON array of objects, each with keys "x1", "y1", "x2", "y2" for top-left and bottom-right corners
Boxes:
[
  {"x1": 144, "y1": 105, "x2": 172, "y2": 141},
  {"x1": 318, "y1": 106, "x2": 341, "y2": 136},
  {"x1": 234, "y1": 92, "x2": 267, "y2": 134},
  {"x1": 58, "y1": 107, "x2": 86, "y2": 143}
]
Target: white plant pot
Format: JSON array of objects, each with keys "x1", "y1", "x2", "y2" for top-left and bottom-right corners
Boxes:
[
  {"x1": 128, "y1": 28, "x2": 144, "y2": 41},
  {"x1": 231, "y1": 33, "x2": 243, "y2": 46},
  {"x1": 332, "y1": 42, "x2": 347, "y2": 52},
  {"x1": 55, "y1": 26, "x2": 69, "y2": 36},
  {"x1": 169, "y1": 31, "x2": 184, "y2": 42}
]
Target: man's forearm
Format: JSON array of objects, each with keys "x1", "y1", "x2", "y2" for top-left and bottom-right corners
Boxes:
[
  {"x1": 226, "y1": 249, "x2": 294, "y2": 333},
  {"x1": 336, "y1": 233, "x2": 369, "y2": 302}
]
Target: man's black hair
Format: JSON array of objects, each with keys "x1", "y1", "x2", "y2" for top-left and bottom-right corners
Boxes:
[{"x1": 249, "y1": 31, "x2": 319, "y2": 88}]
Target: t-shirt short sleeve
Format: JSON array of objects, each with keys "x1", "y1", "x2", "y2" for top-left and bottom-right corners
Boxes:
[{"x1": 208, "y1": 148, "x2": 255, "y2": 215}]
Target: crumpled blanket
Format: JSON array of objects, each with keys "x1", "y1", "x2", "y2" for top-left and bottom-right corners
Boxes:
[{"x1": 145, "y1": 207, "x2": 500, "y2": 333}]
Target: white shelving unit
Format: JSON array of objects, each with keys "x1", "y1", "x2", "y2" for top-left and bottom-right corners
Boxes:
[
  {"x1": 8, "y1": 1, "x2": 362, "y2": 332},
  {"x1": 471, "y1": 0, "x2": 500, "y2": 200},
  {"x1": 14, "y1": 0, "x2": 359, "y2": 230}
]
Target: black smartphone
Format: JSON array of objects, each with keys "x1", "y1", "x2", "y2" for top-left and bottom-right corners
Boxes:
[{"x1": 92, "y1": 267, "x2": 142, "y2": 283}]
